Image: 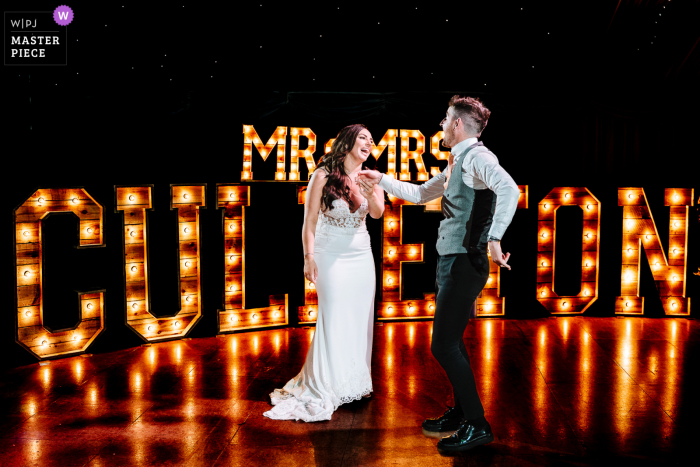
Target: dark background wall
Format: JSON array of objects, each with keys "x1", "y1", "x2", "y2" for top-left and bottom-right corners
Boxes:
[{"x1": 3, "y1": 1, "x2": 699, "y2": 368}]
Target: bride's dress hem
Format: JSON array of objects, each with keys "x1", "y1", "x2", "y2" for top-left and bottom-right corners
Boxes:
[{"x1": 262, "y1": 384, "x2": 373, "y2": 422}]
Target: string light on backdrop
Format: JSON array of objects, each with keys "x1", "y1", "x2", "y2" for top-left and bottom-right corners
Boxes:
[
  {"x1": 14, "y1": 188, "x2": 106, "y2": 359},
  {"x1": 616, "y1": 187, "x2": 693, "y2": 316},
  {"x1": 217, "y1": 184, "x2": 288, "y2": 332},
  {"x1": 537, "y1": 187, "x2": 601, "y2": 315},
  {"x1": 115, "y1": 185, "x2": 205, "y2": 341}
]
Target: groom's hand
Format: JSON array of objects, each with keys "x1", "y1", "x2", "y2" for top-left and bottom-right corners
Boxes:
[
  {"x1": 357, "y1": 169, "x2": 382, "y2": 186},
  {"x1": 488, "y1": 241, "x2": 511, "y2": 270}
]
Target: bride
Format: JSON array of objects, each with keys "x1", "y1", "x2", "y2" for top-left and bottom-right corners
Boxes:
[{"x1": 263, "y1": 124, "x2": 384, "y2": 422}]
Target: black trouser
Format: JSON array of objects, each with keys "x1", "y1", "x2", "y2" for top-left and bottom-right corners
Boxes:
[{"x1": 431, "y1": 248, "x2": 490, "y2": 419}]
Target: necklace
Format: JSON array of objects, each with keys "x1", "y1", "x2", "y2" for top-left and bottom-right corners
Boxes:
[{"x1": 343, "y1": 165, "x2": 360, "y2": 177}]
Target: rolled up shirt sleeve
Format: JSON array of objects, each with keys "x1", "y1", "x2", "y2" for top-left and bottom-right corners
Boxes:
[
  {"x1": 469, "y1": 153, "x2": 520, "y2": 240},
  {"x1": 377, "y1": 171, "x2": 447, "y2": 205}
]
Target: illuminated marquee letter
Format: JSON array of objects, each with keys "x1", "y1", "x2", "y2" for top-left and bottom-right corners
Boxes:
[
  {"x1": 115, "y1": 185, "x2": 205, "y2": 341},
  {"x1": 399, "y1": 130, "x2": 428, "y2": 181},
  {"x1": 616, "y1": 188, "x2": 693, "y2": 316},
  {"x1": 378, "y1": 195, "x2": 442, "y2": 320},
  {"x1": 537, "y1": 187, "x2": 601, "y2": 314},
  {"x1": 217, "y1": 184, "x2": 288, "y2": 332},
  {"x1": 371, "y1": 129, "x2": 398, "y2": 179},
  {"x1": 14, "y1": 188, "x2": 106, "y2": 359},
  {"x1": 297, "y1": 186, "x2": 318, "y2": 324},
  {"x1": 476, "y1": 185, "x2": 529, "y2": 316},
  {"x1": 429, "y1": 131, "x2": 450, "y2": 177},
  {"x1": 242, "y1": 125, "x2": 287, "y2": 181},
  {"x1": 289, "y1": 127, "x2": 317, "y2": 181}
]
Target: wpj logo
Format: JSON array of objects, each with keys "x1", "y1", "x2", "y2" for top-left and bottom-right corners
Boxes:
[{"x1": 4, "y1": 6, "x2": 72, "y2": 65}]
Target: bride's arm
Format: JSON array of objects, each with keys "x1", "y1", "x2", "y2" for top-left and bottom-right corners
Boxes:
[{"x1": 302, "y1": 169, "x2": 327, "y2": 283}]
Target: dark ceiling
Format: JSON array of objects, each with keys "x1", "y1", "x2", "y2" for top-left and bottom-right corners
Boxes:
[{"x1": 4, "y1": 1, "x2": 698, "y2": 101}]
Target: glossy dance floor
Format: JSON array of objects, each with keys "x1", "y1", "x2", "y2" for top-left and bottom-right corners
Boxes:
[{"x1": 0, "y1": 317, "x2": 697, "y2": 466}]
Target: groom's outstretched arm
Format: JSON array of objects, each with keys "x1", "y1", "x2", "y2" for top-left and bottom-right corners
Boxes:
[{"x1": 357, "y1": 169, "x2": 447, "y2": 205}]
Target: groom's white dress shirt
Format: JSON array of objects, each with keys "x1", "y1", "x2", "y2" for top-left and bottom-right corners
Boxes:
[{"x1": 377, "y1": 137, "x2": 520, "y2": 242}]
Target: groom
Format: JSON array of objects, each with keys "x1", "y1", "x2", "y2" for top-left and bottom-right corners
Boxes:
[{"x1": 357, "y1": 95, "x2": 519, "y2": 452}]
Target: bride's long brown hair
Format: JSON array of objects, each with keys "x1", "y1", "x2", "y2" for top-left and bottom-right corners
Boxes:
[{"x1": 316, "y1": 124, "x2": 368, "y2": 212}]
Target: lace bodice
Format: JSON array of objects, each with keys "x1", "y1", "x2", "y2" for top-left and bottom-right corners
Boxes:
[{"x1": 318, "y1": 198, "x2": 369, "y2": 230}]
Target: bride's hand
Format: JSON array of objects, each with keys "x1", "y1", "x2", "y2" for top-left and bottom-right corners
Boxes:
[
  {"x1": 304, "y1": 256, "x2": 318, "y2": 283},
  {"x1": 357, "y1": 178, "x2": 374, "y2": 200}
]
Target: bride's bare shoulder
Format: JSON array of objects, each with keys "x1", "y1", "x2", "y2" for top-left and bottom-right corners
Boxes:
[{"x1": 310, "y1": 167, "x2": 330, "y2": 184}]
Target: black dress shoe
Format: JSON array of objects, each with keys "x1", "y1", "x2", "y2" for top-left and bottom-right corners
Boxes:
[
  {"x1": 422, "y1": 406, "x2": 464, "y2": 432},
  {"x1": 437, "y1": 420, "x2": 494, "y2": 452}
]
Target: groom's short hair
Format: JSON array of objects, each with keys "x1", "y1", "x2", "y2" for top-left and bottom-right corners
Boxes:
[{"x1": 448, "y1": 95, "x2": 491, "y2": 136}]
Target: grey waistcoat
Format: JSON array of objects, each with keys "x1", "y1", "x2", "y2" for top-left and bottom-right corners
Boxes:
[{"x1": 436, "y1": 142, "x2": 497, "y2": 256}]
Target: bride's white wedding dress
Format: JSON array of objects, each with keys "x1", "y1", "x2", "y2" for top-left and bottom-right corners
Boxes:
[{"x1": 263, "y1": 189, "x2": 375, "y2": 422}]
